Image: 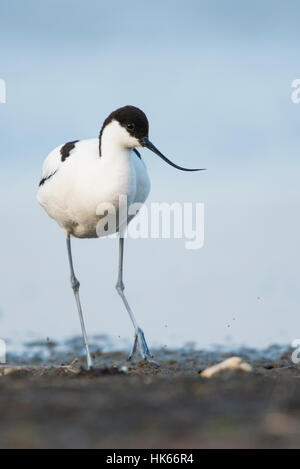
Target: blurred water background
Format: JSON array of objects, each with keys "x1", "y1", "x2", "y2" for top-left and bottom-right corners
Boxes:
[{"x1": 0, "y1": 1, "x2": 300, "y2": 352}]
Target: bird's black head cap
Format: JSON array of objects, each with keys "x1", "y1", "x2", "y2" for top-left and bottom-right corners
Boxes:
[{"x1": 99, "y1": 105, "x2": 149, "y2": 155}]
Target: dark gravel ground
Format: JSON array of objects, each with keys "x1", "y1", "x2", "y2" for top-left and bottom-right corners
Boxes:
[{"x1": 0, "y1": 343, "x2": 299, "y2": 448}]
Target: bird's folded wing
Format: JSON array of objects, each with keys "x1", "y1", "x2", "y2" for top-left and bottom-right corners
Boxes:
[{"x1": 38, "y1": 145, "x2": 64, "y2": 187}]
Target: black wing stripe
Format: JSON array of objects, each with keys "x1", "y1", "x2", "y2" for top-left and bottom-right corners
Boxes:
[
  {"x1": 39, "y1": 170, "x2": 58, "y2": 187},
  {"x1": 60, "y1": 140, "x2": 79, "y2": 162},
  {"x1": 133, "y1": 148, "x2": 141, "y2": 159}
]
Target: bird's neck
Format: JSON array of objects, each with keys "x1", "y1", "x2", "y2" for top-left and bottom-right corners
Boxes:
[
  {"x1": 99, "y1": 121, "x2": 132, "y2": 161},
  {"x1": 100, "y1": 140, "x2": 131, "y2": 162}
]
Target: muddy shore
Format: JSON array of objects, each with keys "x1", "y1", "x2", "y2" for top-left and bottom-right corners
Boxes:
[{"x1": 0, "y1": 342, "x2": 299, "y2": 448}]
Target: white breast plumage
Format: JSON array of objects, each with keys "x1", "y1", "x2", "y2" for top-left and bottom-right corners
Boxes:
[{"x1": 37, "y1": 137, "x2": 150, "y2": 238}]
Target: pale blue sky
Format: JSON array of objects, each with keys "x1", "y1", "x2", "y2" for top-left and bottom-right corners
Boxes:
[{"x1": 0, "y1": 1, "x2": 300, "y2": 351}]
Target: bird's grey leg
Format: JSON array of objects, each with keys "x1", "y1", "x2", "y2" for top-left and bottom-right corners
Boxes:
[
  {"x1": 116, "y1": 235, "x2": 153, "y2": 362},
  {"x1": 66, "y1": 236, "x2": 93, "y2": 370}
]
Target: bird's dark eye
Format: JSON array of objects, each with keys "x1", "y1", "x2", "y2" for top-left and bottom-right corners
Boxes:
[{"x1": 127, "y1": 123, "x2": 135, "y2": 131}]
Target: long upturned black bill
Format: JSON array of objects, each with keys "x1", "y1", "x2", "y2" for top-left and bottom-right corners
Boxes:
[{"x1": 140, "y1": 137, "x2": 205, "y2": 172}]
